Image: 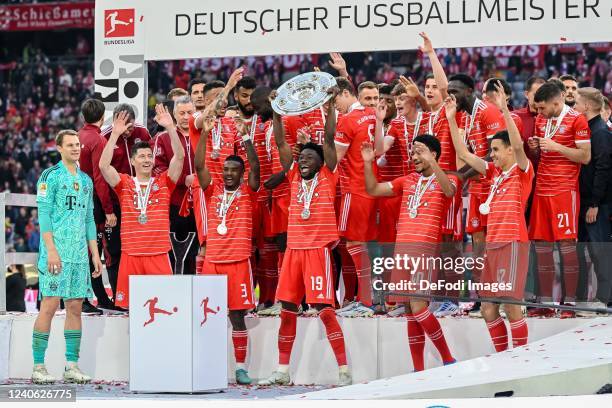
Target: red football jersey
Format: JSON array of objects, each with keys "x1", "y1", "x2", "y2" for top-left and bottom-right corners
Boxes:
[
  {"x1": 236, "y1": 116, "x2": 274, "y2": 202},
  {"x1": 204, "y1": 117, "x2": 239, "y2": 184},
  {"x1": 204, "y1": 181, "x2": 256, "y2": 263},
  {"x1": 533, "y1": 108, "x2": 590, "y2": 195},
  {"x1": 484, "y1": 161, "x2": 534, "y2": 243},
  {"x1": 386, "y1": 114, "x2": 428, "y2": 176},
  {"x1": 389, "y1": 173, "x2": 457, "y2": 243},
  {"x1": 422, "y1": 106, "x2": 458, "y2": 172},
  {"x1": 335, "y1": 105, "x2": 378, "y2": 197},
  {"x1": 115, "y1": 172, "x2": 175, "y2": 255},
  {"x1": 286, "y1": 164, "x2": 339, "y2": 249},
  {"x1": 300, "y1": 107, "x2": 327, "y2": 145}
]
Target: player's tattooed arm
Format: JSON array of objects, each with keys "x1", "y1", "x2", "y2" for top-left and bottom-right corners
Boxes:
[
  {"x1": 361, "y1": 142, "x2": 394, "y2": 197},
  {"x1": 445, "y1": 95, "x2": 487, "y2": 175},
  {"x1": 154, "y1": 104, "x2": 185, "y2": 183},
  {"x1": 194, "y1": 115, "x2": 215, "y2": 190},
  {"x1": 244, "y1": 136, "x2": 260, "y2": 192},
  {"x1": 323, "y1": 90, "x2": 338, "y2": 171},
  {"x1": 419, "y1": 31, "x2": 449, "y2": 100},
  {"x1": 99, "y1": 111, "x2": 128, "y2": 187},
  {"x1": 198, "y1": 67, "x2": 245, "y2": 129}
]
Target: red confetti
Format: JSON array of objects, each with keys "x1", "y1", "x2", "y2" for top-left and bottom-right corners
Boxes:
[
  {"x1": 560, "y1": 37, "x2": 567, "y2": 41},
  {"x1": 140, "y1": 16, "x2": 143, "y2": 22}
]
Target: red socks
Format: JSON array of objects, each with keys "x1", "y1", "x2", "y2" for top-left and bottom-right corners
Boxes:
[
  {"x1": 319, "y1": 308, "x2": 348, "y2": 366},
  {"x1": 559, "y1": 243, "x2": 578, "y2": 301},
  {"x1": 257, "y1": 242, "x2": 279, "y2": 305},
  {"x1": 535, "y1": 242, "x2": 555, "y2": 298},
  {"x1": 406, "y1": 314, "x2": 425, "y2": 371},
  {"x1": 231, "y1": 330, "x2": 248, "y2": 364},
  {"x1": 278, "y1": 309, "x2": 298, "y2": 365},
  {"x1": 337, "y1": 242, "x2": 357, "y2": 303},
  {"x1": 414, "y1": 308, "x2": 454, "y2": 364},
  {"x1": 510, "y1": 318, "x2": 528, "y2": 348},
  {"x1": 347, "y1": 244, "x2": 372, "y2": 306},
  {"x1": 486, "y1": 317, "x2": 509, "y2": 352}
]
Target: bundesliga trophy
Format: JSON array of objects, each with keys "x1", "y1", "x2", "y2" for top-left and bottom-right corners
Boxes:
[{"x1": 271, "y1": 71, "x2": 337, "y2": 116}]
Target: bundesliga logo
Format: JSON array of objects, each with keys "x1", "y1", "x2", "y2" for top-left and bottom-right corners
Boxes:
[{"x1": 104, "y1": 9, "x2": 135, "y2": 38}]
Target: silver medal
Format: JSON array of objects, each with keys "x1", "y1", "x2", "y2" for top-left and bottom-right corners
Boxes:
[
  {"x1": 138, "y1": 213, "x2": 148, "y2": 224},
  {"x1": 301, "y1": 208, "x2": 311, "y2": 220},
  {"x1": 217, "y1": 223, "x2": 228, "y2": 235},
  {"x1": 211, "y1": 149, "x2": 220, "y2": 159},
  {"x1": 409, "y1": 208, "x2": 418, "y2": 219},
  {"x1": 479, "y1": 203, "x2": 490, "y2": 215}
]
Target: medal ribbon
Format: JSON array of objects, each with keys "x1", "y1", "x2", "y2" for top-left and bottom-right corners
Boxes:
[
  {"x1": 403, "y1": 112, "x2": 423, "y2": 159},
  {"x1": 219, "y1": 187, "x2": 240, "y2": 228},
  {"x1": 133, "y1": 177, "x2": 154, "y2": 219},
  {"x1": 408, "y1": 174, "x2": 436, "y2": 214},
  {"x1": 544, "y1": 104, "x2": 570, "y2": 139},
  {"x1": 482, "y1": 163, "x2": 518, "y2": 209},
  {"x1": 211, "y1": 119, "x2": 223, "y2": 155},
  {"x1": 300, "y1": 173, "x2": 319, "y2": 215},
  {"x1": 464, "y1": 98, "x2": 482, "y2": 145}
]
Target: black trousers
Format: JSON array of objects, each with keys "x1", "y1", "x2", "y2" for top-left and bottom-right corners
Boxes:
[{"x1": 91, "y1": 198, "x2": 121, "y2": 304}]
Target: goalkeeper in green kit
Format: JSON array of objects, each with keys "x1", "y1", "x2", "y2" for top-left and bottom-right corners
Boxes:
[{"x1": 31, "y1": 129, "x2": 103, "y2": 384}]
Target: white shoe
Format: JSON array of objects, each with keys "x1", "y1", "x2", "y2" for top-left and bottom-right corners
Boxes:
[
  {"x1": 258, "y1": 370, "x2": 291, "y2": 386},
  {"x1": 386, "y1": 304, "x2": 405, "y2": 317},
  {"x1": 303, "y1": 307, "x2": 319, "y2": 317},
  {"x1": 63, "y1": 362, "x2": 92, "y2": 384},
  {"x1": 339, "y1": 303, "x2": 374, "y2": 318},
  {"x1": 433, "y1": 301, "x2": 459, "y2": 317},
  {"x1": 32, "y1": 364, "x2": 56, "y2": 384},
  {"x1": 257, "y1": 302, "x2": 282, "y2": 316},
  {"x1": 338, "y1": 366, "x2": 352, "y2": 386},
  {"x1": 575, "y1": 302, "x2": 608, "y2": 317},
  {"x1": 336, "y1": 301, "x2": 359, "y2": 315}
]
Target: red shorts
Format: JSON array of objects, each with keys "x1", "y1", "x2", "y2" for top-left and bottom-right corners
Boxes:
[
  {"x1": 466, "y1": 193, "x2": 488, "y2": 234},
  {"x1": 192, "y1": 186, "x2": 207, "y2": 245},
  {"x1": 276, "y1": 246, "x2": 335, "y2": 305},
  {"x1": 338, "y1": 193, "x2": 377, "y2": 242},
  {"x1": 199, "y1": 258, "x2": 255, "y2": 310},
  {"x1": 529, "y1": 191, "x2": 579, "y2": 241},
  {"x1": 377, "y1": 195, "x2": 402, "y2": 243},
  {"x1": 116, "y1": 253, "x2": 173, "y2": 308},
  {"x1": 442, "y1": 181, "x2": 464, "y2": 239},
  {"x1": 270, "y1": 194, "x2": 290, "y2": 235},
  {"x1": 481, "y1": 242, "x2": 529, "y2": 300},
  {"x1": 387, "y1": 243, "x2": 440, "y2": 303},
  {"x1": 252, "y1": 200, "x2": 274, "y2": 244}
]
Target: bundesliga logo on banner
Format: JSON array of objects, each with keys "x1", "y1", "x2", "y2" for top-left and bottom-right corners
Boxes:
[{"x1": 104, "y1": 9, "x2": 135, "y2": 38}]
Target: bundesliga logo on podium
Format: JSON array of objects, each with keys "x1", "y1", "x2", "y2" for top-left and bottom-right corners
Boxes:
[{"x1": 104, "y1": 9, "x2": 135, "y2": 38}]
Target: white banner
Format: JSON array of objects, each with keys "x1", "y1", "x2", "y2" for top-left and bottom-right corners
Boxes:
[{"x1": 142, "y1": 0, "x2": 612, "y2": 60}]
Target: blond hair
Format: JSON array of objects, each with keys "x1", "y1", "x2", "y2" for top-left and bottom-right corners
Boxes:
[{"x1": 577, "y1": 87, "x2": 603, "y2": 111}]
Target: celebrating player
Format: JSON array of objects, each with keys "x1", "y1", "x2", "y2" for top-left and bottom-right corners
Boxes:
[
  {"x1": 447, "y1": 83, "x2": 533, "y2": 351},
  {"x1": 259, "y1": 91, "x2": 351, "y2": 386},
  {"x1": 32, "y1": 130, "x2": 103, "y2": 384},
  {"x1": 529, "y1": 81, "x2": 591, "y2": 316},
  {"x1": 195, "y1": 110, "x2": 260, "y2": 385},
  {"x1": 99, "y1": 104, "x2": 184, "y2": 308},
  {"x1": 363, "y1": 133, "x2": 457, "y2": 371}
]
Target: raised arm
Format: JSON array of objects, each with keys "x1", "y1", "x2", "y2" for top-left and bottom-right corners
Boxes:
[
  {"x1": 490, "y1": 82, "x2": 530, "y2": 171},
  {"x1": 154, "y1": 104, "x2": 184, "y2": 183},
  {"x1": 196, "y1": 67, "x2": 244, "y2": 129},
  {"x1": 194, "y1": 116, "x2": 215, "y2": 190},
  {"x1": 361, "y1": 142, "x2": 394, "y2": 197},
  {"x1": 419, "y1": 32, "x2": 449, "y2": 100},
  {"x1": 240, "y1": 123, "x2": 260, "y2": 191},
  {"x1": 99, "y1": 111, "x2": 129, "y2": 188},
  {"x1": 323, "y1": 95, "x2": 338, "y2": 170},
  {"x1": 445, "y1": 96, "x2": 487, "y2": 175},
  {"x1": 329, "y1": 53, "x2": 349, "y2": 79},
  {"x1": 374, "y1": 99, "x2": 388, "y2": 155}
]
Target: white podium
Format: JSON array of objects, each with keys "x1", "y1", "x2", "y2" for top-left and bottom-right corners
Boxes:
[{"x1": 129, "y1": 275, "x2": 228, "y2": 392}]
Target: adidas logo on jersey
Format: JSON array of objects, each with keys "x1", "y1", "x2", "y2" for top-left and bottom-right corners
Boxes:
[
  {"x1": 565, "y1": 229, "x2": 572, "y2": 235},
  {"x1": 316, "y1": 293, "x2": 325, "y2": 299}
]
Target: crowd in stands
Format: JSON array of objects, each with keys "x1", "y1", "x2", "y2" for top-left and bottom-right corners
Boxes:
[{"x1": 1, "y1": 41, "x2": 611, "y2": 253}]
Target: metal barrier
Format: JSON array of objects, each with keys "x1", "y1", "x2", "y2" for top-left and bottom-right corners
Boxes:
[{"x1": 1, "y1": 192, "x2": 39, "y2": 314}]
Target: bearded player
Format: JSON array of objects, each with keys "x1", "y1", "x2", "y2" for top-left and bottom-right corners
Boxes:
[
  {"x1": 447, "y1": 83, "x2": 533, "y2": 352},
  {"x1": 259, "y1": 91, "x2": 351, "y2": 386},
  {"x1": 195, "y1": 111, "x2": 260, "y2": 385},
  {"x1": 99, "y1": 104, "x2": 184, "y2": 308},
  {"x1": 31, "y1": 130, "x2": 103, "y2": 384}
]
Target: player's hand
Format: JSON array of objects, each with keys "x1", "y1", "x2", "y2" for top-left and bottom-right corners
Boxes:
[
  {"x1": 112, "y1": 110, "x2": 131, "y2": 137},
  {"x1": 47, "y1": 249, "x2": 62, "y2": 275},
  {"x1": 326, "y1": 85, "x2": 340, "y2": 104},
  {"x1": 236, "y1": 118, "x2": 252, "y2": 137},
  {"x1": 185, "y1": 174, "x2": 195, "y2": 187},
  {"x1": 92, "y1": 256, "x2": 103, "y2": 279},
  {"x1": 490, "y1": 82, "x2": 508, "y2": 112},
  {"x1": 375, "y1": 99, "x2": 387, "y2": 122},
  {"x1": 399, "y1": 76, "x2": 421, "y2": 99},
  {"x1": 202, "y1": 115, "x2": 216, "y2": 135},
  {"x1": 329, "y1": 52, "x2": 347, "y2": 74},
  {"x1": 361, "y1": 142, "x2": 376, "y2": 163},
  {"x1": 105, "y1": 213, "x2": 117, "y2": 228},
  {"x1": 227, "y1": 67, "x2": 244, "y2": 90},
  {"x1": 586, "y1": 206, "x2": 599, "y2": 224},
  {"x1": 418, "y1": 32, "x2": 434, "y2": 54},
  {"x1": 528, "y1": 137, "x2": 540, "y2": 151},
  {"x1": 313, "y1": 66, "x2": 321, "y2": 72},
  {"x1": 297, "y1": 126, "x2": 311, "y2": 144},
  {"x1": 444, "y1": 95, "x2": 457, "y2": 119},
  {"x1": 538, "y1": 137, "x2": 561, "y2": 153},
  {"x1": 154, "y1": 104, "x2": 174, "y2": 129},
  {"x1": 268, "y1": 89, "x2": 278, "y2": 103},
  {"x1": 413, "y1": 141, "x2": 435, "y2": 164}
]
